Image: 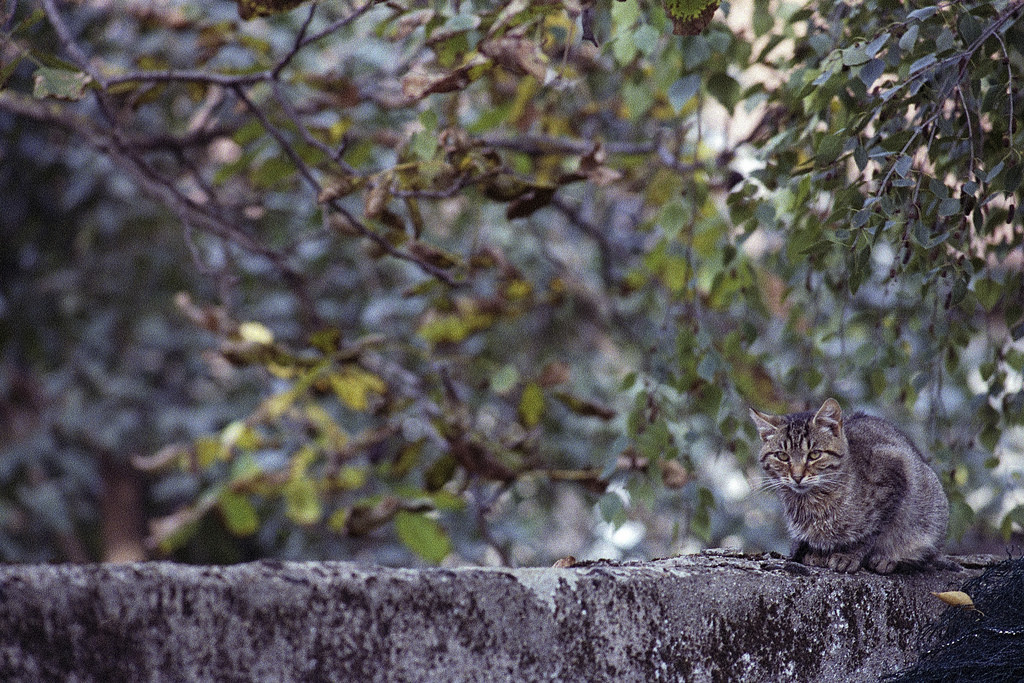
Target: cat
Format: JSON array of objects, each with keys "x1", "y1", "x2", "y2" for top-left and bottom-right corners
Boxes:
[{"x1": 749, "y1": 398, "x2": 949, "y2": 573}]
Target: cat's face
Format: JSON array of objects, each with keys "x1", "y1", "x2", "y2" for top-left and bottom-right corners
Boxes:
[{"x1": 750, "y1": 398, "x2": 848, "y2": 494}]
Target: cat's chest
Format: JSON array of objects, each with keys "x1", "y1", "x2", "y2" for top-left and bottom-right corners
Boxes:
[{"x1": 783, "y1": 491, "x2": 862, "y2": 544}]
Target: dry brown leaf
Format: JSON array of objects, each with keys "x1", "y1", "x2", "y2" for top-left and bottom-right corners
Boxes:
[
  {"x1": 363, "y1": 177, "x2": 391, "y2": 218},
  {"x1": 931, "y1": 590, "x2": 975, "y2": 608},
  {"x1": 409, "y1": 241, "x2": 461, "y2": 269},
  {"x1": 132, "y1": 444, "x2": 187, "y2": 472},
  {"x1": 318, "y1": 174, "x2": 366, "y2": 203},
  {"x1": 401, "y1": 65, "x2": 471, "y2": 100},
  {"x1": 401, "y1": 54, "x2": 487, "y2": 101},
  {"x1": 579, "y1": 142, "x2": 624, "y2": 186},
  {"x1": 538, "y1": 361, "x2": 571, "y2": 387},
  {"x1": 661, "y1": 459, "x2": 691, "y2": 488},
  {"x1": 236, "y1": 0, "x2": 307, "y2": 20},
  {"x1": 931, "y1": 590, "x2": 985, "y2": 616},
  {"x1": 391, "y1": 9, "x2": 435, "y2": 41},
  {"x1": 480, "y1": 36, "x2": 548, "y2": 81}
]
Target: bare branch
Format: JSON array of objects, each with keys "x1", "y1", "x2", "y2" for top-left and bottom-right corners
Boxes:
[
  {"x1": 481, "y1": 133, "x2": 655, "y2": 157},
  {"x1": 232, "y1": 85, "x2": 462, "y2": 286},
  {"x1": 104, "y1": 0, "x2": 380, "y2": 88},
  {"x1": 41, "y1": 0, "x2": 105, "y2": 86},
  {"x1": 0, "y1": 90, "x2": 303, "y2": 290}
]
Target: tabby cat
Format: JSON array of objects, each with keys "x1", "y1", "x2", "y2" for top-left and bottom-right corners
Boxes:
[{"x1": 750, "y1": 398, "x2": 949, "y2": 573}]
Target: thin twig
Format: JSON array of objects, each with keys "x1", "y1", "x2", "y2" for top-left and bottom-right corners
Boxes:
[
  {"x1": 877, "y1": 108, "x2": 940, "y2": 194},
  {"x1": 474, "y1": 481, "x2": 513, "y2": 567},
  {"x1": 269, "y1": 81, "x2": 356, "y2": 172},
  {"x1": 272, "y1": 2, "x2": 319, "y2": 79},
  {"x1": 97, "y1": 0, "x2": 381, "y2": 88},
  {"x1": 232, "y1": 85, "x2": 461, "y2": 286},
  {"x1": 105, "y1": 68, "x2": 272, "y2": 87},
  {"x1": 957, "y1": 85, "x2": 976, "y2": 179},
  {"x1": 551, "y1": 195, "x2": 616, "y2": 287},
  {"x1": 481, "y1": 133, "x2": 653, "y2": 157},
  {"x1": 0, "y1": 90, "x2": 288, "y2": 264},
  {"x1": 992, "y1": 31, "x2": 1014, "y2": 144},
  {"x1": 40, "y1": 0, "x2": 105, "y2": 86}
]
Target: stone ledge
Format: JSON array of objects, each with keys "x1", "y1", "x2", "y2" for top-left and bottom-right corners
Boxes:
[{"x1": 0, "y1": 552, "x2": 996, "y2": 682}]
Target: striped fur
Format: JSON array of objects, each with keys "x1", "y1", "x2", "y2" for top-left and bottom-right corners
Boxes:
[{"x1": 750, "y1": 398, "x2": 949, "y2": 573}]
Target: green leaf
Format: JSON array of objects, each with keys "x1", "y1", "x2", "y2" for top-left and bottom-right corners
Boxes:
[
  {"x1": 908, "y1": 54, "x2": 936, "y2": 76},
  {"x1": 899, "y1": 24, "x2": 919, "y2": 50},
  {"x1": 251, "y1": 155, "x2": 295, "y2": 189},
  {"x1": 410, "y1": 130, "x2": 438, "y2": 161},
  {"x1": 893, "y1": 155, "x2": 913, "y2": 178},
  {"x1": 752, "y1": 0, "x2": 772, "y2": 37},
  {"x1": 947, "y1": 494, "x2": 974, "y2": 541},
  {"x1": 841, "y1": 45, "x2": 869, "y2": 66},
  {"x1": 195, "y1": 436, "x2": 223, "y2": 469},
  {"x1": 668, "y1": 75, "x2": 701, "y2": 114},
  {"x1": 979, "y1": 423, "x2": 1001, "y2": 452},
  {"x1": 10, "y1": 8, "x2": 46, "y2": 36},
  {"x1": 683, "y1": 36, "x2": 711, "y2": 69},
  {"x1": 858, "y1": 59, "x2": 885, "y2": 87},
  {"x1": 658, "y1": 199, "x2": 689, "y2": 237},
  {"x1": 33, "y1": 67, "x2": 92, "y2": 100},
  {"x1": 0, "y1": 55, "x2": 25, "y2": 90},
  {"x1": 437, "y1": 13, "x2": 480, "y2": 35},
  {"x1": 864, "y1": 33, "x2": 890, "y2": 58},
  {"x1": 1000, "y1": 505, "x2": 1024, "y2": 541},
  {"x1": 598, "y1": 492, "x2": 627, "y2": 527},
  {"x1": 633, "y1": 24, "x2": 660, "y2": 56},
  {"x1": 637, "y1": 417, "x2": 671, "y2": 460},
  {"x1": 973, "y1": 277, "x2": 1001, "y2": 312},
  {"x1": 491, "y1": 364, "x2": 520, "y2": 394},
  {"x1": 284, "y1": 477, "x2": 322, "y2": 525},
  {"x1": 329, "y1": 366, "x2": 387, "y2": 412},
  {"x1": 816, "y1": 133, "x2": 845, "y2": 165},
  {"x1": 519, "y1": 382, "x2": 544, "y2": 427},
  {"x1": 936, "y1": 28, "x2": 955, "y2": 54},
  {"x1": 907, "y1": 7, "x2": 937, "y2": 21},
  {"x1": 417, "y1": 311, "x2": 494, "y2": 344},
  {"x1": 328, "y1": 508, "x2": 349, "y2": 533},
  {"x1": 938, "y1": 198, "x2": 961, "y2": 217},
  {"x1": 985, "y1": 161, "x2": 1005, "y2": 183},
  {"x1": 691, "y1": 486, "x2": 714, "y2": 542},
  {"x1": 394, "y1": 511, "x2": 451, "y2": 564},
  {"x1": 219, "y1": 491, "x2": 259, "y2": 536},
  {"x1": 424, "y1": 454, "x2": 458, "y2": 492},
  {"x1": 957, "y1": 13, "x2": 982, "y2": 44},
  {"x1": 622, "y1": 80, "x2": 654, "y2": 119},
  {"x1": 336, "y1": 466, "x2": 367, "y2": 490},
  {"x1": 706, "y1": 73, "x2": 740, "y2": 110}
]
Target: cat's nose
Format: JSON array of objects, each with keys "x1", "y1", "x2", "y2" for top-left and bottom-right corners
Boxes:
[{"x1": 791, "y1": 470, "x2": 804, "y2": 483}]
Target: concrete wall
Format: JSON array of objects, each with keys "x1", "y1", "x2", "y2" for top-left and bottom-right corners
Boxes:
[{"x1": 0, "y1": 551, "x2": 992, "y2": 682}]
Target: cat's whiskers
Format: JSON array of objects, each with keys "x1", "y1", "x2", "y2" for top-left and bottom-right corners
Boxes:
[
  {"x1": 752, "y1": 477, "x2": 792, "y2": 495},
  {"x1": 749, "y1": 398, "x2": 948, "y2": 573}
]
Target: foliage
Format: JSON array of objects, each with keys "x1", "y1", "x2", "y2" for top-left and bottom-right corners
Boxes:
[{"x1": 0, "y1": 0, "x2": 1022, "y2": 565}]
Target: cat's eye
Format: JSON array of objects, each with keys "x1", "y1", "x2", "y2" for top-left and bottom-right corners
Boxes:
[
  {"x1": 774, "y1": 452, "x2": 790, "y2": 462},
  {"x1": 807, "y1": 450, "x2": 822, "y2": 461}
]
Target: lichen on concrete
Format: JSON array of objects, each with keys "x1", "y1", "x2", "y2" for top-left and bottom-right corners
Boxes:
[{"x1": 0, "y1": 552, "x2": 995, "y2": 682}]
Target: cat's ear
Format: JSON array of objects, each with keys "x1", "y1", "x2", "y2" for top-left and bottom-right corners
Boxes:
[
  {"x1": 749, "y1": 408, "x2": 782, "y2": 440},
  {"x1": 813, "y1": 397, "x2": 843, "y2": 436}
]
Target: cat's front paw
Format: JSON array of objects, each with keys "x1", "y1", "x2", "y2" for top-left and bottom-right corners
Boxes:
[
  {"x1": 799, "y1": 549, "x2": 829, "y2": 568},
  {"x1": 825, "y1": 552, "x2": 863, "y2": 573},
  {"x1": 866, "y1": 555, "x2": 898, "y2": 574}
]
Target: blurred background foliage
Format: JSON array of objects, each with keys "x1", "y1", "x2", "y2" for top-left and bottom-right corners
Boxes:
[{"x1": 0, "y1": 0, "x2": 1022, "y2": 566}]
